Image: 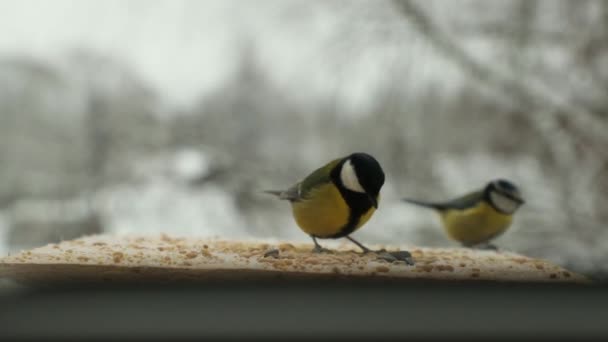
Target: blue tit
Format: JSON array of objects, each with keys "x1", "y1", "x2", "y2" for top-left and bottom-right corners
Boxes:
[
  {"x1": 402, "y1": 179, "x2": 525, "y2": 249},
  {"x1": 266, "y1": 152, "x2": 413, "y2": 264}
]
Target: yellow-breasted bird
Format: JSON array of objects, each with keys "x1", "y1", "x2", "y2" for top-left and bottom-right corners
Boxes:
[
  {"x1": 401, "y1": 179, "x2": 525, "y2": 249},
  {"x1": 265, "y1": 152, "x2": 413, "y2": 264}
]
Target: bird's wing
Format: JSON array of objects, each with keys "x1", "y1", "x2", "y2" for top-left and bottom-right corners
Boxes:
[
  {"x1": 298, "y1": 158, "x2": 341, "y2": 199},
  {"x1": 264, "y1": 158, "x2": 342, "y2": 202},
  {"x1": 436, "y1": 190, "x2": 485, "y2": 210}
]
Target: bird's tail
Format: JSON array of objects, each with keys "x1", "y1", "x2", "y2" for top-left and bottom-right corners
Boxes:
[
  {"x1": 264, "y1": 187, "x2": 299, "y2": 201},
  {"x1": 263, "y1": 190, "x2": 284, "y2": 197},
  {"x1": 401, "y1": 198, "x2": 444, "y2": 210},
  {"x1": 263, "y1": 190, "x2": 296, "y2": 201}
]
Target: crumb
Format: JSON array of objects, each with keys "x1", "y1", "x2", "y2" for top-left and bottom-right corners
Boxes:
[
  {"x1": 278, "y1": 243, "x2": 295, "y2": 251},
  {"x1": 562, "y1": 271, "x2": 571, "y2": 278},
  {"x1": 535, "y1": 264, "x2": 544, "y2": 270},
  {"x1": 160, "y1": 233, "x2": 171, "y2": 243},
  {"x1": 471, "y1": 273, "x2": 480, "y2": 278},
  {"x1": 418, "y1": 265, "x2": 433, "y2": 272},
  {"x1": 549, "y1": 273, "x2": 557, "y2": 279},
  {"x1": 112, "y1": 252, "x2": 124, "y2": 263},
  {"x1": 376, "y1": 266, "x2": 390, "y2": 273},
  {"x1": 185, "y1": 251, "x2": 198, "y2": 259},
  {"x1": 92, "y1": 242, "x2": 106, "y2": 247},
  {"x1": 435, "y1": 265, "x2": 454, "y2": 272},
  {"x1": 263, "y1": 249, "x2": 280, "y2": 258},
  {"x1": 423, "y1": 257, "x2": 438, "y2": 264}
]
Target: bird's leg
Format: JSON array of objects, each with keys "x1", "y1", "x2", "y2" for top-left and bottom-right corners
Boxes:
[
  {"x1": 345, "y1": 236, "x2": 372, "y2": 253},
  {"x1": 311, "y1": 236, "x2": 332, "y2": 254},
  {"x1": 345, "y1": 236, "x2": 415, "y2": 265}
]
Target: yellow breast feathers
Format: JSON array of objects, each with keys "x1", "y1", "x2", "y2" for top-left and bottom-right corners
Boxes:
[
  {"x1": 291, "y1": 183, "x2": 375, "y2": 238},
  {"x1": 439, "y1": 202, "x2": 513, "y2": 245}
]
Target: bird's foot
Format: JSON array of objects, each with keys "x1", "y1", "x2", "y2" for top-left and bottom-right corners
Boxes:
[{"x1": 312, "y1": 245, "x2": 333, "y2": 254}]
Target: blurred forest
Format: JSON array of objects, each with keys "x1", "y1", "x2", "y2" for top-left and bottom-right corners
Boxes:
[{"x1": 0, "y1": 0, "x2": 606, "y2": 279}]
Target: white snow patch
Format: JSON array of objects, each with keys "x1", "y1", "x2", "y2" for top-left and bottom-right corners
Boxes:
[
  {"x1": 96, "y1": 181, "x2": 247, "y2": 239},
  {"x1": 172, "y1": 148, "x2": 210, "y2": 183}
]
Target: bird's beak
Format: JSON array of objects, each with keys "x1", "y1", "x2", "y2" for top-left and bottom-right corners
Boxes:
[
  {"x1": 368, "y1": 194, "x2": 378, "y2": 209},
  {"x1": 502, "y1": 191, "x2": 525, "y2": 206},
  {"x1": 510, "y1": 194, "x2": 525, "y2": 205}
]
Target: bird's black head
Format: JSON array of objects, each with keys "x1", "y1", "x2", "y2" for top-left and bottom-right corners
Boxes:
[
  {"x1": 335, "y1": 152, "x2": 385, "y2": 208},
  {"x1": 485, "y1": 179, "x2": 524, "y2": 214}
]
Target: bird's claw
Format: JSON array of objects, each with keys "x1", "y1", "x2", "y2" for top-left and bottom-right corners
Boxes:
[
  {"x1": 375, "y1": 251, "x2": 397, "y2": 262},
  {"x1": 312, "y1": 245, "x2": 333, "y2": 254}
]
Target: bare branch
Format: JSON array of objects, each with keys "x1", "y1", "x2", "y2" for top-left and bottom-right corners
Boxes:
[{"x1": 392, "y1": 0, "x2": 608, "y2": 157}]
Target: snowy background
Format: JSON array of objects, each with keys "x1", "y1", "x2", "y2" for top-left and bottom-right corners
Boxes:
[{"x1": 0, "y1": 0, "x2": 607, "y2": 279}]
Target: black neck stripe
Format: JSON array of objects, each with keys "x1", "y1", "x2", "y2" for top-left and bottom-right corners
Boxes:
[{"x1": 328, "y1": 160, "x2": 373, "y2": 239}]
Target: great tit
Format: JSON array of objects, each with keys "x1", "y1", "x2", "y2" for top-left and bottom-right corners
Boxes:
[
  {"x1": 266, "y1": 152, "x2": 413, "y2": 264},
  {"x1": 401, "y1": 179, "x2": 525, "y2": 249}
]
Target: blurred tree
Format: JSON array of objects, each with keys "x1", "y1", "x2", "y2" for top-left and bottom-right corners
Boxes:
[{"x1": 391, "y1": 0, "x2": 608, "y2": 263}]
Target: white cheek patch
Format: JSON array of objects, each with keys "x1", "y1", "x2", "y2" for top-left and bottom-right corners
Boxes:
[
  {"x1": 340, "y1": 159, "x2": 365, "y2": 193},
  {"x1": 490, "y1": 191, "x2": 520, "y2": 214}
]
